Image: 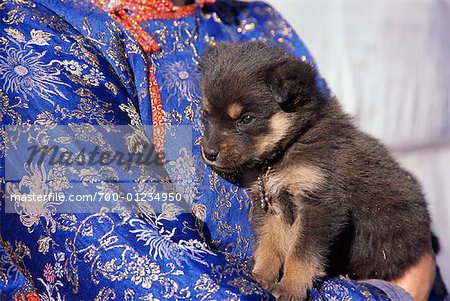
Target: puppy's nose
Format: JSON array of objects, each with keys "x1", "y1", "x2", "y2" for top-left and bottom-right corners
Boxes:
[{"x1": 203, "y1": 148, "x2": 219, "y2": 162}]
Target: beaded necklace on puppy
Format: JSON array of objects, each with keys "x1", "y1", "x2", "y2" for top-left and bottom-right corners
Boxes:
[
  {"x1": 256, "y1": 146, "x2": 287, "y2": 215},
  {"x1": 257, "y1": 165, "x2": 282, "y2": 216},
  {"x1": 257, "y1": 165, "x2": 272, "y2": 210},
  {"x1": 254, "y1": 133, "x2": 301, "y2": 213},
  {"x1": 255, "y1": 146, "x2": 285, "y2": 213}
]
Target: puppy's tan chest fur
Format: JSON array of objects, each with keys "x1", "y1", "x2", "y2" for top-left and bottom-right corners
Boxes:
[{"x1": 251, "y1": 163, "x2": 324, "y2": 205}]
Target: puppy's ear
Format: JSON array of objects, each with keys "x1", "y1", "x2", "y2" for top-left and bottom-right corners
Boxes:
[
  {"x1": 198, "y1": 45, "x2": 220, "y2": 72},
  {"x1": 266, "y1": 59, "x2": 318, "y2": 105}
]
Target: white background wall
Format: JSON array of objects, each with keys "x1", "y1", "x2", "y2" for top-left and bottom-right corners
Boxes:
[{"x1": 265, "y1": 0, "x2": 450, "y2": 287}]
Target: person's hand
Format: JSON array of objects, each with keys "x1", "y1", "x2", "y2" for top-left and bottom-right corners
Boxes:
[{"x1": 391, "y1": 252, "x2": 436, "y2": 301}]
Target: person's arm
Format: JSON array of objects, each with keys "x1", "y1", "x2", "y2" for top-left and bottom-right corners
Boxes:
[
  {"x1": 0, "y1": 1, "x2": 263, "y2": 300},
  {"x1": 392, "y1": 252, "x2": 436, "y2": 301}
]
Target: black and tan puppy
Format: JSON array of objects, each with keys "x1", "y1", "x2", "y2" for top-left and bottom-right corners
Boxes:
[{"x1": 198, "y1": 42, "x2": 432, "y2": 300}]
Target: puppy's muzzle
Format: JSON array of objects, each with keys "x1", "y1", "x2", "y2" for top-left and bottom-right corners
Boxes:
[{"x1": 203, "y1": 147, "x2": 219, "y2": 162}]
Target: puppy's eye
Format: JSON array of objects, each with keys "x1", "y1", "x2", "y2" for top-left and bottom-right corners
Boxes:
[{"x1": 238, "y1": 114, "x2": 256, "y2": 126}]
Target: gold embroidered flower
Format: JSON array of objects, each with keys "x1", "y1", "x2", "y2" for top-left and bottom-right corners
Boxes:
[
  {"x1": 53, "y1": 262, "x2": 63, "y2": 278},
  {"x1": 28, "y1": 29, "x2": 53, "y2": 46},
  {"x1": 127, "y1": 256, "x2": 161, "y2": 289},
  {"x1": 6, "y1": 164, "x2": 63, "y2": 232},
  {"x1": 83, "y1": 68, "x2": 105, "y2": 86},
  {"x1": 159, "y1": 60, "x2": 199, "y2": 105},
  {"x1": 0, "y1": 41, "x2": 69, "y2": 104},
  {"x1": 61, "y1": 59, "x2": 85, "y2": 76},
  {"x1": 167, "y1": 147, "x2": 198, "y2": 206}
]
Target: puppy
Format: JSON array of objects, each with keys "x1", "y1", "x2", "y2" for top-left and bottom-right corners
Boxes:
[{"x1": 198, "y1": 42, "x2": 432, "y2": 300}]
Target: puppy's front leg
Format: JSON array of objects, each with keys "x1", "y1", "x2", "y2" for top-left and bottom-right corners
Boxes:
[
  {"x1": 252, "y1": 212, "x2": 288, "y2": 289},
  {"x1": 271, "y1": 251, "x2": 323, "y2": 301},
  {"x1": 271, "y1": 203, "x2": 348, "y2": 301}
]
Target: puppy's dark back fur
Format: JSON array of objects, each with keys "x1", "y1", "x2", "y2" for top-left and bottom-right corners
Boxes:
[{"x1": 290, "y1": 98, "x2": 431, "y2": 278}]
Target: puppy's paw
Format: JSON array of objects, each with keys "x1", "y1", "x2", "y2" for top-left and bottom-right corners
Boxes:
[
  {"x1": 252, "y1": 268, "x2": 278, "y2": 290},
  {"x1": 272, "y1": 254, "x2": 323, "y2": 300},
  {"x1": 269, "y1": 280, "x2": 308, "y2": 301}
]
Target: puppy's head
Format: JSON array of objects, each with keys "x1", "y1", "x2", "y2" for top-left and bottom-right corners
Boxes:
[{"x1": 198, "y1": 42, "x2": 325, "y2": 173}]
